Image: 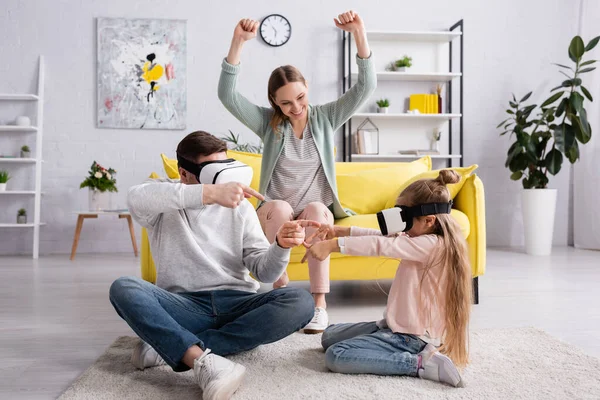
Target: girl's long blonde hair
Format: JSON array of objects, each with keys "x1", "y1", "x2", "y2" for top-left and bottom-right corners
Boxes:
[
  {"x1": 267, "y1": 65, "x2": 307, "y2": 135},
  {"x1": 397, "y1": 170, "x2": 472, "y2": 367}
]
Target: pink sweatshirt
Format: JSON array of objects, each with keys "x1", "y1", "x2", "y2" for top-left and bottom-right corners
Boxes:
[{"x1": 343, "y1": 227, "x2": 447, "y2": 343}]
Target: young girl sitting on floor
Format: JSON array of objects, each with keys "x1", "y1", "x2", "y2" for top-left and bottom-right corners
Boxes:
[{"x1": 302, "y1": 170, "x2": 472, "y2": 387}]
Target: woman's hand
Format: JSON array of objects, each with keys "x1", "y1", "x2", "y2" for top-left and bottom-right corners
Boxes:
[
  {"x1": 227, "y1": 18, "x2": 259, "y2": 65},
  {"x1": 233, "y1": 18, "x2": 259, "y2": 43},
  {"x1": 334, "y1": 10, "x2": 370, "y2": 59},
  {"x1": 301, "y1": 239, "x2": 339, "y2": 262},
  {"x1": 334, "y1": 10, "x2": 365, "y2": 35}
]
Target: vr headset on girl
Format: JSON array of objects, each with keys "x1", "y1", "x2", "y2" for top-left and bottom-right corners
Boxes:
[
  {"x1": 176, "y1": 154, "x2": 254, "y2": 186},
  {"x1": 377, "y1": 201, "x2": 453, "y2": 236}
]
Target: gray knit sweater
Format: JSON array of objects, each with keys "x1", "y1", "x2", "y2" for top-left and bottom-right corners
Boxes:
[{"x1": 127, "y1": 178, "x2": 291, "y2": 293}]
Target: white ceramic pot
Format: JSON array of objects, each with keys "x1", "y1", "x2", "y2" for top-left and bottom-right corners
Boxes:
[
  {"x1": 521, "y1": 188, "x2": 557, "y2": 255},
  {"x1": 377, "y1": 107, "x2": 389, "y2": 114},
  {"x1": 0, "y1": 183, "x2": 6, "y2": 192},
  {"x1": 396, "y1": 66, "x2": 407, "y2": 72},
  {"x1": 89, "y1": 188, "x2": 112, "y2": 211},
  {"x1": 15, "y1": 116, "x2": 31, "y2": 126},
  {"x1": 17, "y1": 215, "x2": 27, "y2": 224},
  {"x1": 20, "y1": 151, "x2": 30, "y2": 158}
]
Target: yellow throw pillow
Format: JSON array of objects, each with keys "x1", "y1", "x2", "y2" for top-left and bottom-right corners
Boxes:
[
  {"x1": 336, "y1": 157, "x2": 432, "y2": 215},
  {"x1": 384, "y1": 165, "x2": 478, "y2": 209},
  {"x1": 161, "y1": 153, "x2": 180, "y2": 179}
]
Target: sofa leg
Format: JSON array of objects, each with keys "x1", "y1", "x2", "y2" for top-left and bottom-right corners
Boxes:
[{"x1": 473, "y1": 277, "x2": 479, "y2": 305}]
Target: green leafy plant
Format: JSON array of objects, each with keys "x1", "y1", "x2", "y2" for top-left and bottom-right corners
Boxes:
[
  {"x1": 79, "y1": 161, "x2": 118, "y2": 192},
  {"x1": 394, "y1": 55, "x2": 412, "y2": 68},
  {"x1": 498, "y1": 35, "x2": 599, "y2": 189},
  {"x1": 0, "y1": 170, "x2": 10, "y2": 183},
  {"x1": 220, "y1": 130, "x2": 263, "y2": 154},
  {"x1": 21, "y1": 145, "x2": 30, "y2": 152},
  {"x1": 376, "y1": 99, "x2": 390, "y2": 108},
  {"x1": 17, "y1": 208, "x2": 26, "y2": 216}
]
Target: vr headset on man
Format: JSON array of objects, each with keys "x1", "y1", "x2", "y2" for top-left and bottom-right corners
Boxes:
[
  {"x1": 177, "y1": 154, "x2": 253, "y2": 186},
  {"x1": 376, "y1": 202, "x2": 453, "y2": 236}
]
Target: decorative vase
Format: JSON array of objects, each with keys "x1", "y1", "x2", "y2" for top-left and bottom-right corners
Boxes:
[
  {"x1": 88, "y1": 188, "x2": 112, "y2": 211},
  {"x1": 521, "y1": 188, "x2": 557, "y2": 255},
  {"x1": 0, "y1": 183, "x2": 6, "y2": 192},
  {"x1": 377, "y1": 107, "x2": 389, "y2": 114},
  {"x1": 17, "y1": 215, "x2": 27, "y2": 224},
  {"x1": 15, "y1": 116, "x2": 31, "y2": 126},
  {"x1": 20, "y1": 150, "x2": 30, "y2": 158}
]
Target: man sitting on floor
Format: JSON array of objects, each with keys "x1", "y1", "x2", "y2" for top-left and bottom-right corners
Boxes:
[{"x1": 109, "y1": 131, "x2": 316, "y2": 400}]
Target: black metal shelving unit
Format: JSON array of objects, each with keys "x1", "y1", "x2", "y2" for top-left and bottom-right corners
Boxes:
[{"x1": 341, "y1": 20, "x2": 464, "y2": 168}]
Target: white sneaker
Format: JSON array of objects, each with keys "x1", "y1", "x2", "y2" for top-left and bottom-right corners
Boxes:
[
  {"x1": 194, "y1": 349, "x2": 246, "y2": 400},
  {"x1": 418, "y1": 344, "x2": 464, "y2": 387},
  {"x1": 131, "y1": 340, "x2": 167, "y2": 370},
  {"x1": 303, "y1": 307, "x2": 328, "y2": 334}
]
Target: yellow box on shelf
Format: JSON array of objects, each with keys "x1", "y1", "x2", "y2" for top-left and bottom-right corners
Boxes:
[{"x1": 409, "y1": 94, "x2": 439, "y2": 114}]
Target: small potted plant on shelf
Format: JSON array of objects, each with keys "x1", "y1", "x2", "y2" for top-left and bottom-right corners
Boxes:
[
  {"x1": 80, "y1": 161, "x2": 118, "y2": 211},
  {"x1": 376, "y1": 99, "x2": 390, "y2": 113},
  {"x1": 390, "y1": 55, "x2": 412, "y2": 72},
  {"x1": 20, "y1": 145, "x2": 30, "y2": 158},
  {"x1": 0, "y1": 170, "x2": 9, "y2": 191},
  {"x1": 17, "y1": 209, "x2": 27, "y2": 224},
  {"x1": 220, "y1": 130, "x2": 263, "y2": 153}
]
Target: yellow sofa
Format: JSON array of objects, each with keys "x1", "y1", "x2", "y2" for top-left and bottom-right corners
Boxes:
[{"x1": 140, "y1": 150, "x2": 486, "y2": 302}]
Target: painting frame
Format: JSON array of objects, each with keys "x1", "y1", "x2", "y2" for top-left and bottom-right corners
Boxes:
[{"x1": 96, "y1": 17, "x2": 187, "y2": 130}]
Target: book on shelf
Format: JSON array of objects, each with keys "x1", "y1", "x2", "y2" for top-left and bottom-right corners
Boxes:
[{"x1": 398, "y1": 149, "x2": 441, "y2": 156}]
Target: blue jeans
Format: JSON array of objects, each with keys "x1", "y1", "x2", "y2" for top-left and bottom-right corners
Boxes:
[
  {"x1": 321, "y1": 321, "x2": 427, "y2": 377},
  {"x1": 109, "y1": 276, "x2": 314, "y2": 372}
]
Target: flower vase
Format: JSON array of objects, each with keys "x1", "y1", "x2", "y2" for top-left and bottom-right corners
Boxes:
[{"x1": 89, "y1": 188, "x2": 112, "y2": 211}]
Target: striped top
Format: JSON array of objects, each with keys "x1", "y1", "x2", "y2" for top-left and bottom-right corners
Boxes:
[{"x1": 265, "y1": 123, "x2": 334, "y2": 217}]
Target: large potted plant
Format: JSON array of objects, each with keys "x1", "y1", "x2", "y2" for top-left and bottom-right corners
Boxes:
[
  {"x1": 498, "y1": 35, "x2": 598, "y2": 255},
  {"x1": 80, "y1": 161, "x2": 118, "y2": 211}
]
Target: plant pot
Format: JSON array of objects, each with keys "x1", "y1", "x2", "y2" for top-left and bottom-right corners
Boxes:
[
  {"x1": 377, "y1": 107, "x2": 389, "y2": 114},
  {"x1": 395, "y1": 67, "x2": 407, "y2": 72},
  {"x1": 521, "y1": 188, "x2": 557, "y2": 255},
  {"x1": 20, "y1": 151, "x2": 30, "y2": 158},
  {"x1": 0, "y1": 183, "x2": 6, "y2": 192},
  {"x1": 89, "y1": 188, "x2": 112, "y2": 211},
  {"x1": 17, "y1": 215, "x2": 27, "y2": 224}
]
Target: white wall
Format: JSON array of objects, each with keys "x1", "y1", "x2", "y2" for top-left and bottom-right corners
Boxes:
[{"x1": 0, "y1": 0, "x2": 582, "y2": 255}]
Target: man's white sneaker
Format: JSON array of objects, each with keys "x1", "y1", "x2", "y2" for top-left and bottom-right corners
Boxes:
[
  {"x1": 131, "y1": 340, "x2": 167, "y2": 370},
  {"x1": 194, "y1": 349, "x2": 246, "y2": 400},
  {"x1": 303, "y1": 307, "x2": 328, "y2": 334},
  {"x1": 417, "y1": 344, "x2": 464, "y2": 387}
]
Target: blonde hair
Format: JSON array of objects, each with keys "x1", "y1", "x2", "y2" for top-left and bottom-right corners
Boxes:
[
  {"x1": 397, "y1": 170, "x2": 472, "y2": 368},
  {"x1": 267, "y1": 65, "x2": 307, "y2": 135}
]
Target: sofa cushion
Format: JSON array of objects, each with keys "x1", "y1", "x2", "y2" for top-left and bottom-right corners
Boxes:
[
  {"x1": 289, "y1": 209, "x2": 470, "y2": 263},
  {"x1": 384, "y1": 165, "x2": 478, "y2": 209},
  {"x1": 336, "y1": 157, "x2": 432, "y2": 215}
]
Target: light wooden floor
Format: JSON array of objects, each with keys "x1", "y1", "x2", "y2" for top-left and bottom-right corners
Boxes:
[{"x1": 1, "y1": 247, "x2": 599, "y2": 399}]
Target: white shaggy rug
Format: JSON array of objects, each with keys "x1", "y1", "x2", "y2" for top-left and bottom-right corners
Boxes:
[{"x1": 58, "y1": 328, "x2": 600, "y2": 400}]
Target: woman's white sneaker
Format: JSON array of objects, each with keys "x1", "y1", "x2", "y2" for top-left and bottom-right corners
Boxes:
[
  {"x1": 194, "y1": 349, "x2": 246, "y2": 400},
  {"x1": 303, "y1": 307, "x2": 328, "y2": 334}
]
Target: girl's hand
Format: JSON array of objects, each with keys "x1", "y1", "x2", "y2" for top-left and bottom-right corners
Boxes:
[
  {"x1": 304, "y1": 224, "x2": 336, "y2": 246},
  {"x1": 276, "y1": 220, "x2": 321, "y2": 249},
  {"x1": 301, "y1": 239, "x2": 338, "y2": 263},
  {"x1": 334, "y1": 10, "x2": 365, "y2": 34},
  {"x1": 234, "y1": 18, "x2": 259, "y2": 43}
]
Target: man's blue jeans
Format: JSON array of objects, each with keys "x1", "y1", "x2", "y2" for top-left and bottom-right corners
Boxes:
[
  {"x1": 109, "y1": 276, "x2": 315, "y2": 371},
  {"x1": 321, "y1": 321, "x2": 427, "y2": 376}
]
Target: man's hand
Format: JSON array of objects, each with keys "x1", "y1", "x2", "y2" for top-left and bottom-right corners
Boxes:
[
  {"x1": 301, "y1": 239, "x2": 339, "y2": 263},
  {"x1": 276, "y1": 220, "x2": 321, "y2": 249},
  {"x1": 203, "y1": 182, "x2": 264, "y2": 208}
]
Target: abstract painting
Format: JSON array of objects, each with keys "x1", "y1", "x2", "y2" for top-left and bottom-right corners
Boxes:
[{"x1": 97, "y1": 18, "x2": 187, "y2": 129}]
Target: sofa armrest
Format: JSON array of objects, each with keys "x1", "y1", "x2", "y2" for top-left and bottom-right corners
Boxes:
[{"x1": 453, "y1": 174, "x2": 486, "y2": 278}]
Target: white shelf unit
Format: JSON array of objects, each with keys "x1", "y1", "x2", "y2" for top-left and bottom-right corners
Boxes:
[
  {"x1": 342, "y1": 22, "x2": 464, "y2": 166},
  {"x1": 0, "y1": 56, "x2": 45, "y2": 258}
]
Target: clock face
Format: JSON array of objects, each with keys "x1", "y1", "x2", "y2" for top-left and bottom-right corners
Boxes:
[{"x1": 260, "y1": 14, "x2": 291, "y2": 47}]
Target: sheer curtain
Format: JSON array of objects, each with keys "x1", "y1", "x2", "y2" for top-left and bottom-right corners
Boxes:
[{"x1": 574, "y1": 0, "x2": 600, "y2": 250}]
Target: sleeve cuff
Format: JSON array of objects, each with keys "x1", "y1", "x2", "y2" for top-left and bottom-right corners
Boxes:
[
  {"x1": 271, "y1": 241, "x2": 291, "y2": 259},
  {"x1": 221, "y1": 58, "x2": 241, "y2": 74},
  {"x1": 182, "y1": 184, "x2": 205, "y2": 208},
  {"x1": 356, "y1": 51, "x2": 373, "y2": 64}
]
